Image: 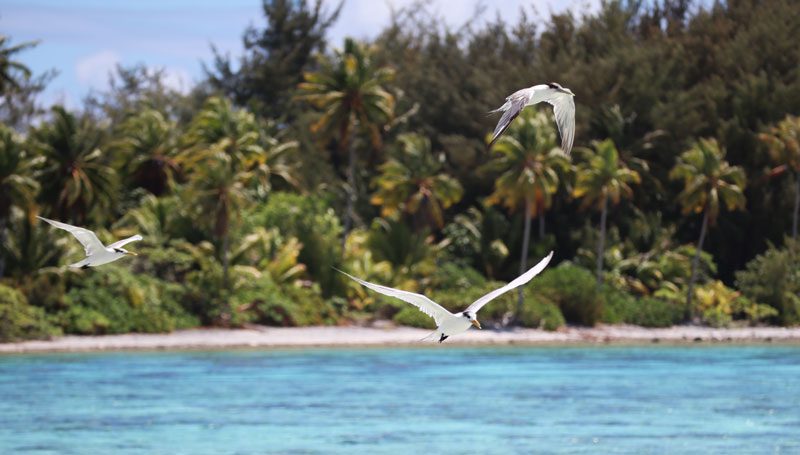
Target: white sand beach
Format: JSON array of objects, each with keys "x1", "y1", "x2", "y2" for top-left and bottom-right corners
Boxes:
[{"x1": 2, "y1": 324, "x2": 800, "y2": 353}]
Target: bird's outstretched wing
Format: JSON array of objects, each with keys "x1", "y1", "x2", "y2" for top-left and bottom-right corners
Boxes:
[
  {"x1": 488, "y1": 87, "x2": 534, "y2": 148},
  {"x1": 108, "y1": 235, "x2": 143, "y2": 250},
  {"x1": 542, "y1": 92, "x2": 575, "y2": 155},
  {"x1": 336, "y1": 269, "x2": 453, "y2": 326},
  {"x1": 37, "y1": 216, "x2": 106, "y2": 256},
  {"x1": 465, "y1": 251, "x2": 554, "y2": 315}
]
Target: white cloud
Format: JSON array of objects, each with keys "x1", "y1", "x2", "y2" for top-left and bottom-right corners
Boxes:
[{"x1": 75, "y1": 50, "x2": 121, "y2": 88}]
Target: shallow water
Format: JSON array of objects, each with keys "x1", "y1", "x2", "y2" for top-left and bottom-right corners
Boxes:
[{"x1": 0, "y1": 345, "x2": 799, "y2": 454}]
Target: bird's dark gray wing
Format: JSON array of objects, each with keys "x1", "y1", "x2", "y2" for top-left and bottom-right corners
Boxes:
[{"x1": 488, "y1": 89, "x2": 534, "y2": 148}]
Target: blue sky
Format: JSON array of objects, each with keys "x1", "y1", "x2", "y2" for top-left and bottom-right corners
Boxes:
[{"x1": 0, "y1": 0, "x2": 596, "y2": 108}]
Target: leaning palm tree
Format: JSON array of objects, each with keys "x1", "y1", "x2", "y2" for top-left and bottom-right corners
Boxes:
[
  {"x1": 483, "y1": 110, "x2": 569, "y2": 317},
  {"x1": 760, "y1": 115, "x2": 800, "y2": 238},
  {"x1": 0, "y1": 125, "x2": 39, "y2": 278},
  {"x1": 33, "y1": 106, "x2": 115, "y2": 224},
  {"x1": 297, "y1": 38, "x2": 395, "y2": 243},
  {"x1": 0, "y1": 35, "x2": 37, "y2": 93},
  {"x1": 370, "y1": 133, "x2": 463, "y2": 231},
  {"x1": 670, "y1": 138, "x2": 746, "y2": 318},
  {"x1": 573, "y1": 139, "x2": 640, "y2": 287}
]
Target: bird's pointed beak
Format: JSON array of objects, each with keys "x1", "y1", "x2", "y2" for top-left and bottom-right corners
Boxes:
[
  {"x1": 471, "y1": 320, "x2": 482, "y2": 330},
  {"x1": 127, "y1": 251, "x2": 138, "y2": 256}
]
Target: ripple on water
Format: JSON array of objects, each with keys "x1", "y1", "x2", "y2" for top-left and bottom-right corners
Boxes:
[{"x1": 0, "y1": 345, "x2": 799, "y2": 454}]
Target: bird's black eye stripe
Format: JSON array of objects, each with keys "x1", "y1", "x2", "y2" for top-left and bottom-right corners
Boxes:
[{"x1": 463, "y1": 312, "x2": 471, "y2": 319}]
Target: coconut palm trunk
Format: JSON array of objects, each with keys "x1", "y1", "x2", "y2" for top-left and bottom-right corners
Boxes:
[
  {"x1": 516, "y1": 200, "x2": 533, "y2": 323},
  {"x1": 595, "y1": 193, "x2": 609, "y2": 288},
  {"x1": 686, "y1": 208, "x2": 710, "y2": 321},
  {"x1": 0, "y1": 223, "x2": 5, "y2": 279},
  {"x1": 216, "y1": 200, "x2": 232, "y2": 324},
  {"x1": 793, "y1": 174, "x2": 800, "y2": 239},
  {"x1": 538, "y1": 213, "x2": 546, "y2": 239},
  {"x1": 342, "y1": 133, "x2": 357, "y2": 248}
]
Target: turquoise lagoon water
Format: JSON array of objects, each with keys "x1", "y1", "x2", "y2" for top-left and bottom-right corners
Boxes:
[{"x1": 1, "y1": 346, "x2": 799, "y2": 454}]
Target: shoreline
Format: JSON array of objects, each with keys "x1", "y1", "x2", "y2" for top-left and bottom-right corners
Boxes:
[{"x1": 2, "y1": 324, "x2": 800, "y2": 354}]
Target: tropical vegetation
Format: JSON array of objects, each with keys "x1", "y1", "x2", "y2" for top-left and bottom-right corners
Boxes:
[{"x1": 1, "y1": 0, "x2": 800, "y2": 341}]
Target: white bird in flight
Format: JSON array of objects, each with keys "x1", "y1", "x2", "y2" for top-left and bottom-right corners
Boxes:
[
  {"x1": 37, "y1": 216, "x2": 142, "y2": 269},
  {"x1": 489, "y1": 82, "x2": 575, "y2": 155},
  {"x1": 339, "y1": 251, "x2": 553, "y2": 342}
]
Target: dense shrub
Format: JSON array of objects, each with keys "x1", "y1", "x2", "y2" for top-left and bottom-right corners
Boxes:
[
  {"x1": 536, "y1": 264, "x2": 602, "y2": 326},
  {"x1": 517, "y1": 294, "x2": 565, "y2": 331},
  {"x1": 601, "y1": 288, "x2": 683, "y2": 328},
  {"x1": 60, "y1": 265, "x2": 198, "y2": 335},
  {"x1": 735, "y1": 239, "x2": 800, "y2": 325},
  {"x1": 253, "y1": 192, "x2": 345, "y2": 297},
  {"x1": 0, "y1": 284, "x2": 60, "y2": 342},
  {"x1": 695, "y1": 280, "x2": 778, "y2": 328},
  {"x1": 235, "y1": 275, "x2": 304, "y2": 326}
]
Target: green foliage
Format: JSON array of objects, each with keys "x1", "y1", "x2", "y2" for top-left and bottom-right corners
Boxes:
[
  {"x1": 517, "y1": 294, "x2": 565, "y2": 331},
  {"x1": 371, "y1": 133, "x2": 463, "y2": 230},
  {"x1": 601, "y1": 288, "x2": 683, "y2": 328},
  {"x1": 0, "y1": 36, "x2": 36, "y2": 93},
  {"x1": 59, "y1": 265, "x2": 197, "y2": 335},
  {"x1": 670, "y1": 138, "x2": 746, "y2": 224},
  {"x1": 0, "y1": 124, "x2": 39, "y2": 220},
  {"x1": 367, "y1": 218, "x2": 436, "y2": 277},
  {"x1": 736, "y1": 239, "x2": 800, "y2": 325},
  {"x1": 484, "y1": 110, "x2": 569, "y2": 216},
  {"x1": 254, "y1": 192, "x2": 344, "y2": 297},
  {"x1": 442, "y1": 206, "x2": 511, "y2": 279},
  {"x1": 536, "y1": 264, "x2": 603, "y2": 326},
  {"x1": 114, "y1": 109, "x2": 179, "y2": 196},
  {"x1": 1, "y1": 211, "x2": 65, "y2": 279},
  {"x1": 573, "y1": 139, "x2": 640, "y2": 210},
  {"x1": 33, "y1": 106, "x2": 116, "y2": 223},
  {"x1": 694, "y1": 280, "x2": 777, "y2": 328},
  {"x1": 0, "y1": 284, "x2": 59, "y2": 342},
  {"x1": 393, "y1": 306, "x2": 435, "y2": 329},
  {"x1": 3, "y1": 0, "x2": 800, "y2": 341},
  {"x1": 297, "y1": 37, "x2": 395, "y2": 152},
  {"x1": 234, "y1": 274, "x2": 304, "y2": 327},
  {"x1": 206, "y1": 0, "x2": 342, "y2": 119}
]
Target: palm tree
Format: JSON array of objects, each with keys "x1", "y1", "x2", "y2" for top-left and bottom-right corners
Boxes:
[
  {"x1": 297, "y1": 38, "x2": 395, "y2": 243},
  {"x1": 483, "y1": 110, "x2": 569, "y2": 317},
  {"x1": 180, "y1": 98, "x2": 255, "y2": 285},
  {"x1": 670, "y1": 138, "x2": 746, "y2": 318},
  {"x1": 180, "y1": 152, "x2": 253, "y2": 298},
  {"x1": 370, "y1": 133, "x2": 463, "y2": 231},
  {"x1": 0, "y1": 125, "x2": 39, "y2": 278},
  {"x1": 116, "y1": 109, "x2": 180, "y2": 196},
  {"x1": 0, "y1": 35, "x2": 37, "y2": 93},
  {"x1": 573, "y1": 139, "x2": 640, "y2": 287},
  {"x1": 760, "y1": 115, "x2": 800, "y2": 238},
  {"x1": 179, "y1": 97, "x2": 295, "y2": 303},
  {"x1": 33, "y1": 106, "x2": 115, "y2": 223}
]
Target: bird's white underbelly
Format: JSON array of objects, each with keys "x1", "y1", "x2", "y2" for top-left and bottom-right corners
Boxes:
[{"x1": 439, "y1": 316, "x2": 473, "y2": 336}]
